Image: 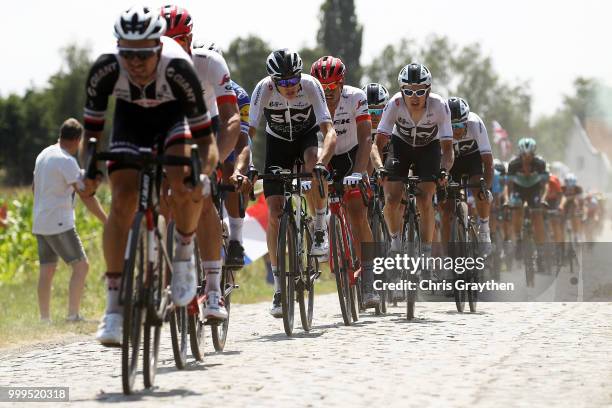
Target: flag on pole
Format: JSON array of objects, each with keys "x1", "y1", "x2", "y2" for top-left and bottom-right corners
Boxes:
[{"x1": 492, "y1": 120, "x2": 512, "y2": 160}]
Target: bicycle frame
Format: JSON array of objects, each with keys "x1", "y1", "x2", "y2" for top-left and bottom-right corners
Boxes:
[{"x1": 328, "y1": 183, "x2": 360, "y2": 286}]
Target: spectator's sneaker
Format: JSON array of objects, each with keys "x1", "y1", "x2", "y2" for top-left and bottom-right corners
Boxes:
[
  {"x1": 310, "y1": 229, "x2": 329, "y2": 257},
  {"x1": 363, "y1": 292, "x2": 381, "y2": 308},
  {"x1": 96, "y1": 313, "x2": 123, "y2": 347},
  {"x1": 226, "y1": 240, "x2": 245, "y2": 267},
  {"x1": 201, "y1": 290, "x2": 228, "y2": 321},
  {"x1": 269, "y1": 292, "x2": 282, "y2": 318},
  {"x1": 171, "y1": 258, "x2": 197, "y2": 306}
]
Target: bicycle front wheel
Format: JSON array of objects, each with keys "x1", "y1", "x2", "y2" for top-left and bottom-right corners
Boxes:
[
  {"x1": 450, "y1": 215, "x2": 467, "y2": 313},
  {"x1": 211, "y1": 267, "x2": 232, "y2": 351},
  {"x1": 404, "y1": 213, "x2": 421, "y2": 320},
  {"x1": 330, "y1": 214, "x2": 352, "y2": 326},
  {"x1": 278, "y1": 214, "x2": 297, "y2": 336},
  {"x1": 467, "y1": 224, "x2": 479, "y2": 313},
  {"x1": 121, "y1": 212, "x2": 146, "y2": 395},
  {"x1": 298, "y1": 221, "x2": 317, "y2": 331}
]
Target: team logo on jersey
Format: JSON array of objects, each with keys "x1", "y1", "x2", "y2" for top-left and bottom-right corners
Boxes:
[
  {"x1": 240, "y1": 104, "x2": 250, "y2": 122},
  {"x1": 334, "y1": 118, "x2": 351, "y2": 125},
  {"x1": 357, "y1": 99, "x2": 367, "y2": 109},
  {"x1": 219, "y1": 74, "x2": 230, "y2": 86}
]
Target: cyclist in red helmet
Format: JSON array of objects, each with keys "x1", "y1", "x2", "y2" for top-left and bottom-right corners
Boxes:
[{"x1": 311, "y1": 56, "x2": 380, "y2": 308}]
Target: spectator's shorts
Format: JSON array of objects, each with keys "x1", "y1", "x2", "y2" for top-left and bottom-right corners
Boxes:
[{"x1": 36, "y1": 228, "x2": 86, "y2": 265}]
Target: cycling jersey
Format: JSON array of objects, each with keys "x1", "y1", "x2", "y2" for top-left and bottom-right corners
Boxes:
[
  {"x1": 191, "y1": 47, "x2": 237, "y2": 119},
  {"x1": 332, "y1": 85, "x2": 370, "y2": 155},
  {"x1": 563, "y1": 185, "x2": 584, "y2": 198},
  {"x1": 232, "y1": 80, "x2": 251, "y2": 136},
  {"x1": 453, "y1": 112, "x2": 492, "y2": 157},
  {"x1": 83, "y1": 36, "x2": 212, "y2": 140},
  {"x1": 507, "y1": 155, "x2": 548, "y2": 187},
  {"x1": 492, "y1": 169, "x2": 504, "y2": 195},
  {"x1": 547, "y1": 175, "x2": 563, "y2": 198},
  {"x1": 249, "y1": 74, "x2": 332, "y2": 141},
  {"x1": 376, "y1": 92, "x2": 452, "y2": 147}
]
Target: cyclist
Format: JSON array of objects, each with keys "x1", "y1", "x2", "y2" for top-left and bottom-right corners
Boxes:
[
  {"x1": 311, "y1": 56, "x2": 379, "y2": 307},
  {"x1": 440, "y1": 97, "x2": 494, "y2": 255},
  {"x1": 84, "y1": 6, "x2": 217, "y2": 345},
  {"x1": 161, "y1": 5, "x2": 242, "y2": 320},
  {"x1": 249, "y1": 49, "x2": 337, "y2": 317},
  {"x1": 506, "y1": 137, "x2": 549, "y2": 264},
  {"x1": 371, "y1": 63, "x2": 454, "y2": 261},
  {"x1": 560, "y1": 173, "x2": 585, "y2": 242},
  {"x1": 542, "y1": 172, "x2": 564, "y2": 243},
  {"x1": 363, "y1": 83, "x2": 390, "y2": 175}
]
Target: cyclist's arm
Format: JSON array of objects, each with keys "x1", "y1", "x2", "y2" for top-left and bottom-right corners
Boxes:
[
  {"x1": 352, "y1": 90, "x2": 372, "y2": 174},
  {"x1": 247, "y1": 78, "x2": 269, "y2": 142},
  {"x1": 482, "y1": 153, "x2": 494, "y2": 188},
  {"x1": 233, "y1": 133, "x2": 251, "y2": 175},
  {"x1": 306, "y1": 78, "x2": 336, "y2": 164},
  {"x1": 318, "y1": 121, "x2": 337, "y2": 165},
  {"x1": 166, "y1": 58, "x2": 217, "y2": 174},
  {"x1": 439, "y1": 99, "x2": 454, "y2": 171},
  {"x1": 217, "y1": 101, "x2": 241, "y2": 162},
  {"x1": 371, "y1": 133, "x2": 388, "y2": 169},
  {"x1": 473, "y1": 113, "x2": 493, "y2": 187}
]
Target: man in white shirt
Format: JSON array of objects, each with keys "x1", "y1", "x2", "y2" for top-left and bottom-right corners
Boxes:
[{"x1": 32, "y1": 118, "x2": 107, "y2": 322}]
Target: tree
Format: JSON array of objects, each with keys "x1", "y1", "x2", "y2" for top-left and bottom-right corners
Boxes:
[
  {"x1": 563, "y1": 77, "x2": 599, "y2": 126},
  {"x1": 317, "y1": 0, "x2": 363, "y2": 85},
  {"x1": 225, "y1": 35, "x2": 271, "y2": 97}
]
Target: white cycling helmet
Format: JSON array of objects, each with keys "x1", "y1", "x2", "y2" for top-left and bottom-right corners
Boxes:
[
  {"x1": 192, "y1": 39, "x2": 223, "y2": 55},
  {"x1": 518, "y1": 137, "x2": 537, "y2": 155},
  {"x1": 398, "y1": 63, "x2": 432, "y2": 87},
  {"x1": 114, "y1": 6, "x2": 167, "y2": 41},
  {"x1": 362, "y1": 83, "x2": 390, "y2": 106},
  {"x1": 564, "y1": 173, "x2": 577, "y2": 187},
  {"x1": 448, "y1": 97, "x2": 470, "y2": 123}
]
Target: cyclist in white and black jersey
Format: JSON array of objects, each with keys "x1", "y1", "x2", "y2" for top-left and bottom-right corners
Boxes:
[
  {"x1": 249, "y1": 49, "x2": 337, "y2": 317},
  {"x1": 371, "y1": 63, "x2": 454, "y2": 260},
  {"x1": 441, "y1": 97, "x2": 494, "y2": 255},
  {"x1": 311, "y1": 56, "x2": 380, "y2": 308},
  {"x1": 161, "y1": 4, "x2": 243, "y2": 321},
  {"x1": 82, "y1": 6, "x2": 218, "y2": 346}
]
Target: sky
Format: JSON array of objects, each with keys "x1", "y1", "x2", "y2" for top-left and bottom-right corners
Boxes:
[{"x1": 1, "y1": 0, "x2": 611, "y2": 122}]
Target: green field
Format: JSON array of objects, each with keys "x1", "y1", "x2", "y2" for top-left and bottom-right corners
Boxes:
[{"x1": 0, "y1": 187, "x2": 335, "y2": 348}]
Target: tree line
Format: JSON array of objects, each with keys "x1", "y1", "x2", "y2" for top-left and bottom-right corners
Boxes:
[{"x1": 0, "y1": 0, "x2": 604, "y2": 185}]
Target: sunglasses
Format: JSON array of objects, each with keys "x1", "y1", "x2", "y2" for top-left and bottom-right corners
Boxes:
[
  {"x1": 274, "y1": 76, "x2": 301, "y2": 88},
  {"x1": 401, "y1": 88, "x2": 428, "y2": 97},
  {"x1": 452, "y1": 122, "x2": 467, "y2": 129},
  {"x1": 321, "y1": 82, "x2": 340, "y2": 91},
  {"x1": 118, "y1": 46, "x2": 161, "y2": 61},
  {"x1": 369, "y1": 108, "x2": 384, "y2": 116}
]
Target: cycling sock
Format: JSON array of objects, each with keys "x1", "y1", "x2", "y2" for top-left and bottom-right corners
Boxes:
[
  {"x1": 105, "y1": 272, "x2": 122, "y2": 314},
  {"x1": 272, "y1": 265, "x2": 280, "y2": 293},
  {"x1": 174, "y1": 228, "x2": 194, "y2": 261},
  {"x1": 228, "y1": 216, "x2": 244, "y2": 243},
  {"x1": 203, "y1": 260, "x2": 222, "y2": 293},
  {"x1": 314, "y1": 208, "x2": 326, "y2": 231},
  {"x1": 390, "y1": 233, "x2": 401, "y2": 251},
  {"x1": 479, "y1": 218, "x2": 490, "y2": 231}
]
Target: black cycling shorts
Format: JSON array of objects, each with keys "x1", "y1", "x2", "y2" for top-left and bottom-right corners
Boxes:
[
  {"x1": 263, "y1": 127, "x2": 319, "y2": 197},
  {"x1": 329, "y1": 145, "x2": 358, "y2": 182},
  {"x1": 109, "y1": 100, "x2": 192, "y2": 173},
  {"x1": 512, "y1": 184, "x2": 543, "y2": 208},
  {"x1": 450, "y1": 152, "x2": 483, "y2": 181},
  {"x1": 385, "y1": 138, "x2": 440, "y2": 182}
]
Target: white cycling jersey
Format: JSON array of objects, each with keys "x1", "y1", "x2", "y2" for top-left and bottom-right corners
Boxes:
[
  {"x1": 454, "y1": 112, "x2": 492, "y2": 157},
  {"x1": 332, "y1": 85, "x2": 370, "y2": 155},
  {"x1": 377, "y1": 92, "x2": 452, "y2": 147},
  {"x1": 191, "y1": 48, "x2": 237, "y2": 118},
  {"x1": 249, "y1": 74, "x2": 332, "y2": 141}
]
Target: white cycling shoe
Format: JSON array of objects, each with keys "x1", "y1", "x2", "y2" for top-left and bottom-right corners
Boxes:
[
  {"x1": 269, "y1": 292, "x2": 283, "y2": 318},
  {"x1": 310, "y1": 229, "x2": 329, "y2": 257},
  {"x1": 200, "y1": 290, "x2": 228, "y2": 321},
  {"x1": 171, "y1": 258, "x2": 197, "y2": 307},
  {"x1": 96, "y1": 313, "x2": 123, "y2": 347}
]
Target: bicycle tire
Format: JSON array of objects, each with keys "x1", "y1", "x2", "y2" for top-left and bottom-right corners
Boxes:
[
  {"x1": 346, "y1": 223, "x2": 360, "y2": 323},
  {"x1": 370, "y1": 212, "x2": 387, "y2": 314},
  {"x1": 278, "y1": 214, "x2": 296, "y2": 336},
  {"x1": 404, "y1": 212, "x2": 421, "y2": 320},
  {"x1": 211, "y1": 267, "x2": 231, "y2": 351},
  {"x1": 121, "y1": 212, "x2": 146, "y2": 395},
  {"x1": 450, "y1": 213, "x2": 467, "y2": 313},
  {"x1": 298, "y1": 221, "x2": 317, "y2": 331},
  {"x1": 166, "y1": 224, "x2": 189, "y2": 369},
  {"x1": 143, "y1": 322, "x2": 161, "y2": 388},
  {"x1": 467, "y1": 224, "x2": 479, "y2": 313},
  {"x1": 188, "y1": 238, "x2": 205, "y2": 361},
  {"x1": 330, "y1": 214, "x2": 352, "y2": 326}
]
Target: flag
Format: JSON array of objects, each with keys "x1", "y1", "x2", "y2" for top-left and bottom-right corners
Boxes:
[
  {"x1": 224, "y1": 193, "x2": 269, "y2": 265},
  {"x1": 492, "y1": 120, "x2": 512, "y2": 160}
]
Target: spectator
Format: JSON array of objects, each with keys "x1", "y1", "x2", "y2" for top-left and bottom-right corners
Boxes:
[{"x1": 32, "y1": 118, "x2": 107, "y2": 322}]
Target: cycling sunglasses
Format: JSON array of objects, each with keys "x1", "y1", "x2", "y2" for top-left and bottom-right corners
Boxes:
[
  {"x1": 452, "y1": 122, "x2": 467, "y2": 129},
  {"x1": 321, "y1": 82, "x2": 340, "y2": 91},
  {"x1": 401, "y1": 88, "x2": 428, "y2": 97},
  {"x1": 274, "y1": 76, "x2": 301, "y2": 88},
  {"x1": 369, "y1": 108, "x2": 384, "y2": 116},
  {"x1": 118, "y1": 46, "x2": 161, "y2": 61}
]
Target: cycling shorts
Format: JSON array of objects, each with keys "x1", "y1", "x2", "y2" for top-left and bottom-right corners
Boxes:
[{"x1": 385, "y1": 138, "x2": 440, "y2": 182}]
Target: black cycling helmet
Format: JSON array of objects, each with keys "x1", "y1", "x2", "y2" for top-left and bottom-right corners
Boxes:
[{"x1": 266, "y1": 49, "x2": 303, "y2": 79}]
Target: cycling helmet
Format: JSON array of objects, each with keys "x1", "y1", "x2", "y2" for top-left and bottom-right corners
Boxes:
[
  {"x1": 564, "y1": 173, "x2": 577, "y2": 187},
  {"x1": 266, "y1": 49, "x2": 303, "y2": 79},
  {"x1": 518, "y1": 137, "x2": 537, "y2": 155},
  {"x1": 114, "y1": 6, "x2": 167, "y2": 41},
  {"x1": 398, "y1": 63, "x2": 432, "y2": 87},
  {"x1": 310, "y1": 56, "x2": 346, "y2": 84},
  {"x1": 362, "y1": 83, "x2": 390, "y2": 106},
  {"x1": 160, "y1": 5, "x2": 192, "y2": 37},
  {"x1": 192, "y1": 40, "x2": 222, "y2": 55},
  {"x1": 448, "y1": 97, "x2": 470, "y2": 123}
]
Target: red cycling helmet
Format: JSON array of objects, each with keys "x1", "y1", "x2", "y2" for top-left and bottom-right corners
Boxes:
[
  {"x1": 160, "y1": 4, "x2": 193, "y2": 37},
  {"x1": 310, "y1": 56, "x2": 346, "y2": 84}
]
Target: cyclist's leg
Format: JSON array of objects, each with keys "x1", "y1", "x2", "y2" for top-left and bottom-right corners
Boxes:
[
  {"x1": 303, "y1": 130, "x2": 329, "y2": 255},
  {"x1": 222, "y1": 157, "x2": 245, "y2": 265},
  {"x1": 383, "y1": 138, "x2": 411, "y2": 252},
  {"x1": 526, "y1": 186, "x2": 546, "y2": 245},
  {"x1": 413, "y1": 141, "x2": 440, "y2": 256}
]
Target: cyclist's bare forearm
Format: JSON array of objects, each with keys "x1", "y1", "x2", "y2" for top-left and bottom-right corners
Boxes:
[
  {"x1": 196, "y1": 136, "x2": 219, "y2": 175},
  {"x1": 317, "y1": 122, "x2": 337, "y2": 165},
  {"x1": 371, "y1": 133, "x2": 388, "y2": 169},
  {"x1": 217, "y1": 103, "x2": 241, "y2": 162},
  {"x1": 234, "y1": 132, "x2": 251, "y2": 175},
  {"x1": 353, "y1": 120, "x2": 372, "y2": 174},
  {"x1": 482, "y1": 153, "x2": 493, "y2": 188}
]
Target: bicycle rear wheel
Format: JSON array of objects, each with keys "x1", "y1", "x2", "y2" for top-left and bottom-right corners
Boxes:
[
  {"x1": 278, "y1": 214, "x2": 296, "y2": 336},
  {"x1": 450, "y1": 215, "x2": 467, "y2": 313},
  {"x1": 298, "y1": 221, "x2": 317, "y2": 331},
  {"x1": 166, "y1": 224, "x2": 189, "y2": 369},
  {"x1": 467, "y1": 224, "x2": 479, "y2": 313},
  {"x1": 404, "y1": 213, "x2": 421, "y2": 320},
  {"x1": 211, "y1": 267, "x2": 232, "y2": 351},
  {"x1": 121, "y1": 212, "x2": 146, "y2": 395},
  {"x1": 188, "y1": 238, "x2": 205, "y2": 361},
  {"x1": 330, "y1": 214, "x2": 352, "y2": 326}
]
